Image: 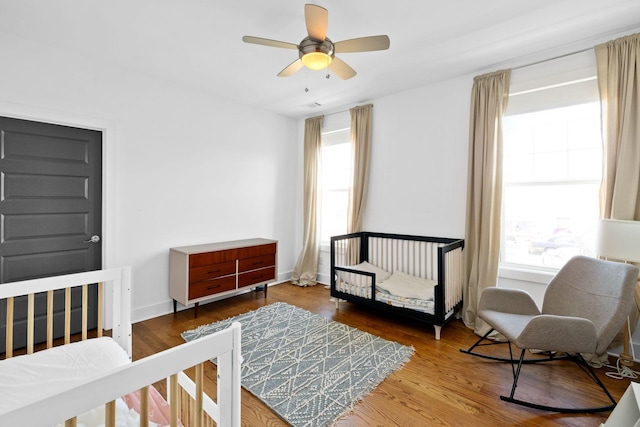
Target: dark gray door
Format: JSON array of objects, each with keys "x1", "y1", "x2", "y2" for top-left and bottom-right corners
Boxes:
[{"x1": 0, "y1": 116, "x2": 102, "y2": 352}]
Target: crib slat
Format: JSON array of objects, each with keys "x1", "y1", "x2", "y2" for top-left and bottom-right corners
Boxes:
[
  {"x1": 140, "y1": 385, "x2": 149, "y2": 427},
  {"x1": 105, "y1": 400, "x2": 116, "y2": 427},
  {"x1": 82, "y1": 284, "x2": 88, "y2": 340},
  {"x1": 169, "y1": 374, "x2": 179, "y2": 427},
  {"x1": 97, "y1": 282, "x2": 104, "y2": 338},
  {"x1": 412, "y1": 240, "x2": 417, "y2": 275},
  {"x1": 6, "y1": 296, "x2": 14, "y2": 358},
  {"x1": 47, "y1": 289, "x2": 54, "y2": 348},
  {"x1": 179, "y1": 387, "x2": 190, "y2": 427},
  {"x1": 65, "y1": 287, "x2": 71, "y2": 344},
  {"x1": 195, "y1": 362, "x2": 204, "y2": 427},
  {"x1": 27, "y1": 293, "x2": 34, "y2": 354}
]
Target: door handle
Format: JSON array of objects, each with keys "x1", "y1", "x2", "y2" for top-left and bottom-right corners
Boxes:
[{"x1": 83, "y1": 235, "x2": 101, "y2": 244}]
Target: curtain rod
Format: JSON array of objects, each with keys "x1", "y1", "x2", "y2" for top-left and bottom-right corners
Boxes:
[
  {"x1": 321, "y1": 104, "x2": 374, "y2": 118},
  {"x1": 510, "y1": 46, "x2": 593, "y2": 71},
  {"x1": 508, "y1": 25, "x2": 640, "y2": 71}
]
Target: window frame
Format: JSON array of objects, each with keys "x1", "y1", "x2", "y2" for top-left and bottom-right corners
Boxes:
[
  {"x1": 499, "y1": 51, "x2": 602, "y2": 279},
  {"x1": 318, "y1": 127, "x2": 352, "y2": 249}
]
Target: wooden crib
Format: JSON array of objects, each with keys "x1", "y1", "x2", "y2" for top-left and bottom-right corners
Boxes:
[
  {"x1": 331, "y1": 232, "x2": 464, "y2": 340},
  {"x1": 0, "y1": 267, "x2": 241, "y2": 426}
]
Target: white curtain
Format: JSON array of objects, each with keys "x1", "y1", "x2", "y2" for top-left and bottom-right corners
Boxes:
[
  {"x1": 291, "y1": 116, "x2": 323, "y2": 287},
  {"x1": 595, "y1": 33, "x2": 640, "y2": 354},
  {"x1": 595, "y1": 33, "x2": 640, "y2": 221},
  {"x1": 462, "y1": 70, "x2": 511, "y2": 335},
  {"x1": 347, "y1": 104, "x2": 373, "y2": 234}
]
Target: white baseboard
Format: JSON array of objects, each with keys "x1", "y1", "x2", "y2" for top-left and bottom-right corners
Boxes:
[{"x1": 317, "y1": 272, "x2": 330, "y2": 286}]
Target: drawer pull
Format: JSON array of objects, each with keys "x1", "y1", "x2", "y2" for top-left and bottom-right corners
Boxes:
[
  {"x1": 208, "y1": 269, "x2": 221, "y2": 274},
  {"x1": 252, "y1": 261, "x2": 264, "y2": 265},
  {"x1": 207, "y1": 285, "x2": 221, "y2": 290}
]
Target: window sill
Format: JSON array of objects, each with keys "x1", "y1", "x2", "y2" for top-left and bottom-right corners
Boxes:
[{"x1": 498, "y1": 264, "x2": 555, "y2": 285}]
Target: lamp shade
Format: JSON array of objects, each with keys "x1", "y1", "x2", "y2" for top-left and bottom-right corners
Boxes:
[{"x1": 596, "y1": 219, "x2": 640, "y2": 263}]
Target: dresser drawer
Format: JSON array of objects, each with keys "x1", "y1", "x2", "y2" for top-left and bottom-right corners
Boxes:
[
  {"x1": 189, "y1": 261, "x2": 236, "y2": 283},
  {"x1": 238, "y1": 266, "x2": 276, "y2": 288},
  {"x1": 189, "y1": 276, "x2": 236, "y2": 300},
  {"x1": 189, "y1": 249, "x2": 237, "y2": 268},
  {"x1": 238, "y1": 254, "x2": 275, "y2": 273},
  {"x1": 237, "y1": 243, "x2": 276, "y2": 259},
  {"x1": 170, "y1": 239, "x2": 277, "y2": 314}
]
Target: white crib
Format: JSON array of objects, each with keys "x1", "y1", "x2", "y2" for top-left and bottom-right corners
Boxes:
[{"x1": 0, "y1": 267, "x2": 242, "y2": 427}]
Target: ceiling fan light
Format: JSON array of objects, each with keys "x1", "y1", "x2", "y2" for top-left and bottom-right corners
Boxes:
[{"x1": 301, "y1": 52, "x2": 332, "y2": 70}]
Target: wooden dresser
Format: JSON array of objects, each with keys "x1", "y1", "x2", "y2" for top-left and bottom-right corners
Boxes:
[{"x1": 169, "y1": 238, "x2": 277, "y2": 316}]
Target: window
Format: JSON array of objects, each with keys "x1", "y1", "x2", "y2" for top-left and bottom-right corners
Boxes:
[
  {"x1": 502, "y1": 103, "x2": 602, "y2": 268},
  {"x1": 319, "y1": 128, "x2": 351, "y2": 245},
  {"x1": 501, "y1": 52, "x2": 602, "y2": 270}
]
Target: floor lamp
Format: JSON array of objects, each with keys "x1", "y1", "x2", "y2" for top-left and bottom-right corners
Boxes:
[{"x1": 596, "y1": 219, "x2": 640, "y2": 367}]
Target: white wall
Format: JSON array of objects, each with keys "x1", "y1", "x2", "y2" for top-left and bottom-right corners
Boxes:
[
  {"x1": 311, "y1": 75, "x2": 472, "y2": 283},
  {"x1": 0, "y1": 33, "x2": 298, "y2": 322},
  {"x1": 365, "y1": 76, "x2": 470, "y2": 237}
]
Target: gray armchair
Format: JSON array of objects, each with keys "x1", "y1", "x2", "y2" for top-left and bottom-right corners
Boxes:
[{"x1": 462, "y1": 255, "x2": 639, "y2": 413}]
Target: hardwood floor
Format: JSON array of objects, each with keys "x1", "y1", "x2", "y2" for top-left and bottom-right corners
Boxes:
[{"x1": 133, "y1": 282, "x2": 632, "y2": 426}]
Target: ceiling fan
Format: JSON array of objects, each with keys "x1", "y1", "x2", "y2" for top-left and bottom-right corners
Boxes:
[{"x1": 242, "y1": 4, "x2": 390, "y2": 80}]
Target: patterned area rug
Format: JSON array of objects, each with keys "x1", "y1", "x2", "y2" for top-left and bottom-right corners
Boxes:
[{"x1": 181, "y1": 302, "x2": 414, "y2": 427}]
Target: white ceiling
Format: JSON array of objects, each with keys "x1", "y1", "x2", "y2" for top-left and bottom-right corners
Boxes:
[{"x1": 2, "y1": 1, "x2": 640, "y2": 118}]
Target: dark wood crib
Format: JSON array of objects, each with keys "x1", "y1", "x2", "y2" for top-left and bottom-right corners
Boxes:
[{"x1": 330, "y1": 231, "x2": 464, "y2": 339}]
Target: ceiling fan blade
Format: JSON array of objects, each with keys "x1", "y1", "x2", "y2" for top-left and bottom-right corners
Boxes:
[
  {"x1": 278, "y1": 59, "x2": 304, "y2": 77},
  {"x1": 329, "y1": 57, "x2": 357, "y2": 80},
  {"x1": 242, "y1": 36, "x2": 298, "y2": 50},
  {"x1": 334, "y1": 35, "x2": 390, "y2": 53},
  {"x1": 305, "y1": 4, "x2": 328, "y2": 41}
]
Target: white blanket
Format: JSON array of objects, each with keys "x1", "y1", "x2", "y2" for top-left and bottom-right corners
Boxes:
[
  {"x1": 0, "y1": 337, "x2": 130, "y2": 420},
  {"x1": 377, "y1": 271, "x2": 437, "y2": 300},
  {"x1": 0, "y1": 337, "x2": 179, "y2": 427}
]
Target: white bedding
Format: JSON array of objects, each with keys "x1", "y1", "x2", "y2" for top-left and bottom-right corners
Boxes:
[
  {"x1": 377, "y1": 271, "x2": 437, "y2": 300},
  {"x1": 0, "y1": 337, "x2": 178, "y2": 426},
  {"x1": 375, "y1": 289, "x2": 435, "y2": 314},
  {"x1": 336, "y1": 261, "x2": 391, "y2": 284},
  {"x1": 335, "y1": 266, "x2": 437, "y2": 314},
  {"x1": 0, "y1": 337, "x2": 130, "y2": 415}
]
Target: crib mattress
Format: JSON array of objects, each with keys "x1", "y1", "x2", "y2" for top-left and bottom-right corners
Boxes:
[
  {"x1": 336, "y1": 280, "x2": 435, "y2": 314},
  {"x1": 0, "y1": 337, "x2": 130, "y2": 415},
  {"x1": 375, "y1": 290, "x2": 435, "y2": 314}
]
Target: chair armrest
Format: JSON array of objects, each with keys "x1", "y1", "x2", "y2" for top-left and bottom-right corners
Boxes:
[
  {"x1": 478, "y1": 287, "x2": 540, "y2": 315},
  {"x1": 517, "y1": 315, "x2": 597, "y2": 353}
]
